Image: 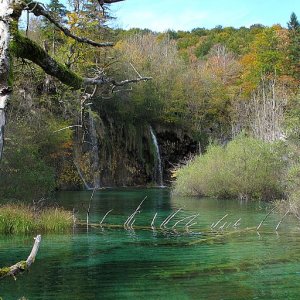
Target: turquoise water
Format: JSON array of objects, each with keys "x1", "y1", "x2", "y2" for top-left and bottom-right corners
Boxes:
[{"x1": 1, "y1": 188, "x2": 300, "y2": 299}]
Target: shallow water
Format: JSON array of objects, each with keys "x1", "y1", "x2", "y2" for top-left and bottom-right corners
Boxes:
[{"x1": 1, "y1": 188, "x2": 300, "y2": 299}]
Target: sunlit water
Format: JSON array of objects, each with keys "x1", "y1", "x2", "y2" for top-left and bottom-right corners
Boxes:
[{"x1": 1, "y1": 188, "x2": 300, "y2": 299}]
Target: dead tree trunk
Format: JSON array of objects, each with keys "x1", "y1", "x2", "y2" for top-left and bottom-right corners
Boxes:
[{"x1": 0, "y1": 235, "x2": 41, "y2": 280}]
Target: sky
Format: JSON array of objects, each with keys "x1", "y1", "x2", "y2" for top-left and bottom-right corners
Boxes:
[{"x1": 109, "y1": 0, "x2": 300, "y2": 31}]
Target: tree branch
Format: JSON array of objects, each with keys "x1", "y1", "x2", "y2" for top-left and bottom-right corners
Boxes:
[
  {"x1": 12, "y1": 34, "x2": 151, "y2": 90},
  {"x1": 98, "y1": 0, "x2": 125, "y2": 13},
  {"x1": 12, "y1": 32, "x2": 83, "y2": 89},
  {"x1": 0, "y1": 235, "x2": 41, "y2": 280},
  {"x1": 100, "y1": 0, "x2": 125, "y2": 3},
  {"x1": 26, "y1": 2, "x2": 114, "y2": 48},
  {"x1": 83, "y1": 76, "x2": 152, "y2": 87}
]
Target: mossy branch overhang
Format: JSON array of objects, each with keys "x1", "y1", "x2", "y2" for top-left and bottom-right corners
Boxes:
[
  {"x1": 11, "y1": 33, "x2": 84, "y2": 89},
  {"x1": 9, "y1": 33, "x2": 152, "y2": 90}
]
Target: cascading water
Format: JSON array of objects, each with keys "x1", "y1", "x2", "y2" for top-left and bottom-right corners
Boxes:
[
  {"x1": 150, "y1": 126, "x2": 164, "y2": 187},
  {"x1": 88, "y1": 108, "x2": 101, "y2": 189}
]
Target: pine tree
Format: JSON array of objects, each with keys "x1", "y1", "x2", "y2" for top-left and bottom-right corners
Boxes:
[
  {"x1": 42, "y1": 0, "x2": 68, "y2": 55},
  {"x1": 287, "y1": 12, "x2": 300, "y2": 31},
  {"x1": 287, "y1": 13, "x2": 300, "y2": 80}
]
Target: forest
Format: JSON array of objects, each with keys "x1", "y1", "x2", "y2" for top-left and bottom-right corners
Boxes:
[
  {"x1": 1, "y1": 0, "x2": 300, "y2": 298},
  {"x1": 1, "y1": 1, "x2": 300, "y2": 205}
]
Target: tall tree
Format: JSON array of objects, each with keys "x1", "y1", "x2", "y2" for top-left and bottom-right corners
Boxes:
[
  {"x1": 287, "y1": 12, "x2": 300, "y2": 80},
  {"x1": 0, "y1": 0, "x2": 150, "y2": 159},
  {"x1": 288, "y1": 12, "x2": 300, "y2": 31},
  {"x1": 42, "y1": 0, "x2": 68, "y2": 54}
]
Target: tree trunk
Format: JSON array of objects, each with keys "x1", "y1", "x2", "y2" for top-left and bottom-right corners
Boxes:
[
  {"x1": 0, "y1": 0, "x2": 13, "y2": 159},
  {"x1": 0, "y1": 235, "x2": 42, "y2": 280}
]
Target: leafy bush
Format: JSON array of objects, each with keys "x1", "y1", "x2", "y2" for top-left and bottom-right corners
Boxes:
[
  {"x1": 0, "y1": 145, "x2": 56, "y2": 200},
  {"x1": 173, "y1": 135, "x2": 286, "y2": 200},
  {"x1": 275, "y1": 160, "x2": 300, "y2": 217},
  {"x1": 0, "y1": 116, "x2": 74, "y2": 200}
]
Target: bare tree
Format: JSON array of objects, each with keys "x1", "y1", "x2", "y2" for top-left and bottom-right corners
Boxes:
[
  {"x1": 232, "y1": 77, "x2": 287, "y2": 141},
  {"x1": 0, "y1": 0, "x2": 151, "y2": 159},
  {"x1": 206, "y1": 44, "x2": 241, "y2": 85}
]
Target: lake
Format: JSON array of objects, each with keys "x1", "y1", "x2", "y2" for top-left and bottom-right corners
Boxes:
[{"x1": 1, "y1": 188, "x2": 300, "y2": 299}]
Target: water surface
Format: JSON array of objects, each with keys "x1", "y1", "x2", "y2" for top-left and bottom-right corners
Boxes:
[{"x1": 1, "y1": 188, "x2": 300, "y2": 299}]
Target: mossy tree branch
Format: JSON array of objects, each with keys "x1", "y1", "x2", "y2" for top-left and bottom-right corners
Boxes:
[
  {"x1": 11, "y1": 33, "x2": 152, "y2": 90},
  {"x1": 0, "y1": 235, "x2": 41, "y2": 280},
  {"x1": 11, "y1": 32, "x2": 84, "y2": 89}
]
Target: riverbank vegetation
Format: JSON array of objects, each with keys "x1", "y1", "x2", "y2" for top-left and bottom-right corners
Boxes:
[
  {"x1": 173, "y1": 135, "x2": 286, "y2": 200},
  {"x1": 0, "y1": 204, "x2": 73, "y2": 234}
]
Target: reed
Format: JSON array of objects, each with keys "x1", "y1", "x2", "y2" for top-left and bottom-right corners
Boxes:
[
  {"x1": 38, "y1": 207, "x2": 73, "y2": 232},
  {"x1": 0, "y1": 204, "x2": 73, "y2": 234}
]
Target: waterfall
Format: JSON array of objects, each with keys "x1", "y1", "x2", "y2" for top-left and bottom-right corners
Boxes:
[
  {"x1": 88, "y1": 108, "x2": 101, "y2": 189},
  {"x1": 150, "y1": 126, "x2": 164, "y2": 187}
]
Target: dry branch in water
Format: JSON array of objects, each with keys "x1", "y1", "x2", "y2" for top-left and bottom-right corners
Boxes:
[
  {"x1": 151, "y1": 212, "x2": 158, "y2": 227},
  {"x1": 124, "y1": 197, "x2": 147, "y2": 228},
  {"x1": 257, "y1": 207, "x2": 276, "y2": 231},
  {"x1": 275, "y1": 210, "x2": 290, "y2": 231},
  {"x1": 0, "y1": 235, "x2": 41, "y2": 280},
  {"x1": 100, "y1": 209, "x2": 113, "y2": 225},
  {"x1": 211, "y1": 214, "x2": 228, "y2": 229},
  {"x1": 160, "y1": 208, "x2": 182, "y2": 228}
]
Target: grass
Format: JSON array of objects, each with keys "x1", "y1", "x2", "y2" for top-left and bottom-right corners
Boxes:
[{"x1": 0, "y1": 204, "x2": 73, "y2": 234}]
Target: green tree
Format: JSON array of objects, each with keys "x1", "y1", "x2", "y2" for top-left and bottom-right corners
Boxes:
[
  {"x1": 241, "y1": 26, "x2": 287, "y2": 92},
  {"x1": 287, "y1": 12, "x2": 300, "y2": 80},
  {"x1": 42, "y1": 0, "x2": 68, "y2": 55}
]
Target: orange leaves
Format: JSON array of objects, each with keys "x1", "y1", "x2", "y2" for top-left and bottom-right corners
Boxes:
[{"x1": 239, "y1": 27, "x2": 289, "y2": 94}]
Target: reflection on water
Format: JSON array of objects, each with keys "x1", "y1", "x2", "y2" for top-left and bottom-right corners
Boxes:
[{"x1": 1, "y1": 188, "x2": 300, "y2": 299}]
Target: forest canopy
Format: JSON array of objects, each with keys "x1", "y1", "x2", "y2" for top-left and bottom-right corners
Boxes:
[{"x1": 0, "y1": 0, "x2": 299, "y2": 200}]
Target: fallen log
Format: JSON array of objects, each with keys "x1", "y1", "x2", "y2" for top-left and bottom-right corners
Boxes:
[{"x1": 0, "y1": 235, "x2": 41, "y2": 280}]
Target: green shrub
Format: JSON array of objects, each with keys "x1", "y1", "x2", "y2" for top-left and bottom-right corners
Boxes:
[
  {"x1": 275, "y1": 160, "x2": 300, "y2": 217},
  {"x1": 173, "y1": 135, "x2": 286, "y2": 200},
  {"x1": 0, "y1": 146, "x2": 56, "y2": 200}
]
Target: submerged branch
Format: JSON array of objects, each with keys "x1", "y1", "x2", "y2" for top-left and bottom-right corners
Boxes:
[
  {"x1": 100, "y1": 209, "x2": 113, "y2": 225},
  {"x1": 275, "y1": 210, "x2": 290, "y2": 231},
  {"x1": 257, "y1": 207, "x2": 276, "y2": 231},
  {"x1": 124, "y1": 197, "x2": 147, "y2": 228},
  {"x1": 87, "y1": 188, "x2": 97, "y2": 226},
  {"x1": 151, "y1": 212, "x2": 158, "y2": 227},
  {"x1": 0, "y1": 235, "x2": 41, "y2": 280},
  {"x1": 211, "y1": 214, "x2": 228, "y2": 229},
  {"x1": 160, "y1": 208, "x2": 182, "y2": 228}
]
